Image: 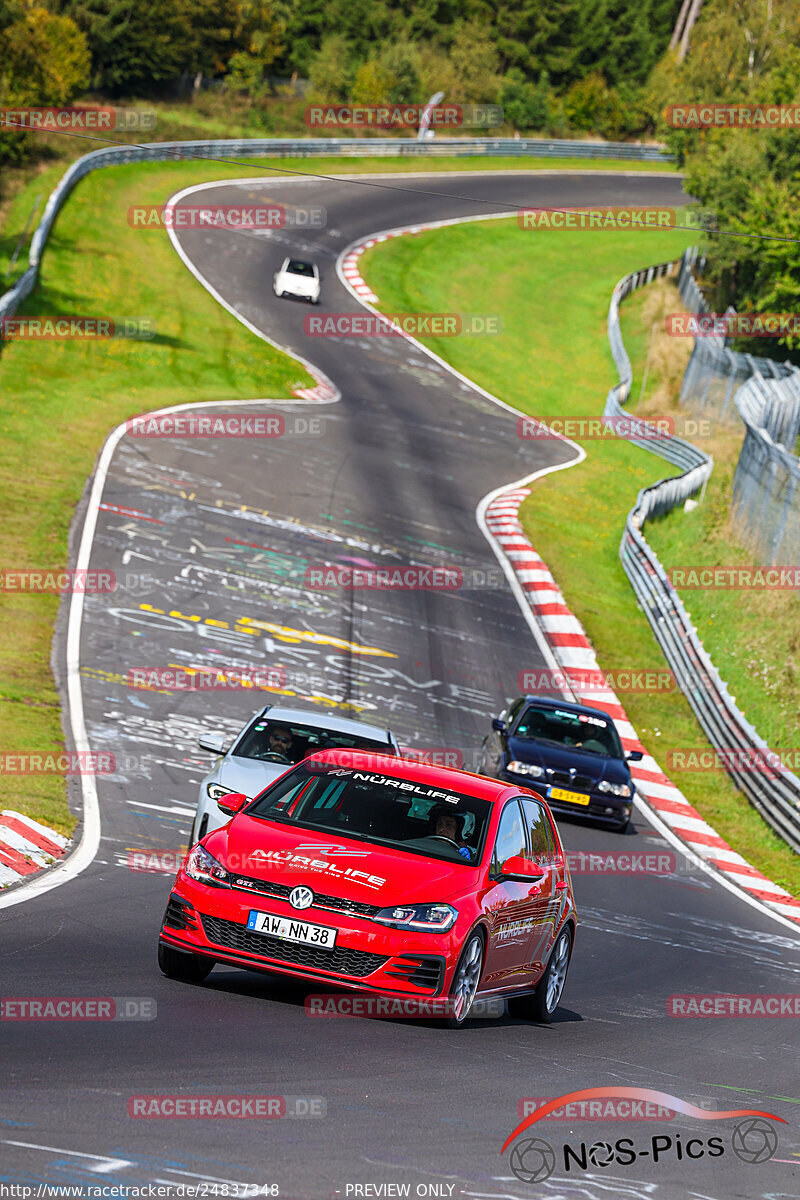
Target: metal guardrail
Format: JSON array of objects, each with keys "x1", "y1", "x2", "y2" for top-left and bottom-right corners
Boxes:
[
  {"x1": 608, "y1": 248, "x2": 800, "y2": 851},
  {"x1": 0, "y1": 135, "x2": 671, "y2": 324}
]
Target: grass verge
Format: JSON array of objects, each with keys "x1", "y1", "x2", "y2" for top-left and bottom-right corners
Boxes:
[
  {"x1": 360, "y1": 222, "x2": 800, "y2": 894},
  {"x1": 631, "y1": 299, "x2": 800, "y2": 749}
]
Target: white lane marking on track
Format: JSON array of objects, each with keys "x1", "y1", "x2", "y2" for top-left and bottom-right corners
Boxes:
[
  {"x1": 159, "y1": 1168, "x2": 259, "y2": 1184},
  {"x1": 129, "y1": 802, "x2": 196, "y2": 816},
  {"x1": 0, "y1": 425, "x2": 335, "y2": 912},
  {"x1": 2, "y1": 1142, "x2": 134, "y2": 1173}
]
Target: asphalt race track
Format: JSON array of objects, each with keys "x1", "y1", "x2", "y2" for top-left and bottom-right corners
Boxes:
[{"x1": 2, "y1": 171, "x2": 798, "y2": 1200}]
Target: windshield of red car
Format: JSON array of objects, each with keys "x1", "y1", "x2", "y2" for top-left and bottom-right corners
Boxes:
[{"x1": 246, "y1": 762, "x2": 491, "y2": 864}]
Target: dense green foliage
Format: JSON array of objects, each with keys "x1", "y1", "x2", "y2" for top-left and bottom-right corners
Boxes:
[
  {"x1": 2, "y1": 0, "x2": 681, "y2": 113},
  {"x1": 664, "y1": 0, "x2": 800, "y2": 352},
  {"x1": 2, "y1": 0, "x2": 798, "y2": 337}
]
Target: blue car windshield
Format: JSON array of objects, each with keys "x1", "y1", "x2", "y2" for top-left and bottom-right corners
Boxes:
[{"x1": 514, "y1": 704, "x2": 623, "y2": 758}]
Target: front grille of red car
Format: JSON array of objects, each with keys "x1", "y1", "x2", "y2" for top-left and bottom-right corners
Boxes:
[
  {"x1": 230, "y1": 873, "x2": 380, "y2": 919},
  {"x1": 200, "y1": 913, "x2": 388, "y2": 977}
]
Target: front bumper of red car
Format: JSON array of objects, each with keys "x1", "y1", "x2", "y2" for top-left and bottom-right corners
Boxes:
[{"x1": 159, "y1": 875, "x2": 461, "y2": 998}]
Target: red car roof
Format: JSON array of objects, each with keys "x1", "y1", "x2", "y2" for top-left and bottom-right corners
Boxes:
[{"x1": 308, "y1": 748, "x2": 514, "y2": 804}]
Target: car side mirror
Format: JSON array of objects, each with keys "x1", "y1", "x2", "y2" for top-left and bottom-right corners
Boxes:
[
  {"x1": 626, "y1": 750, "x2": 644, "y2": 762},
  {"x1": 216, "y1": 792, "x2": 249, "y2": 816},
  {"x1": 492, "y1": 717, "x2": 507, "y2": 733},
  {"x1": 499, "y1": 854, "x2": 546, "y2": 883},
  {"x1": 198, "y1": 733, "x2": 227, "y2": 755}
]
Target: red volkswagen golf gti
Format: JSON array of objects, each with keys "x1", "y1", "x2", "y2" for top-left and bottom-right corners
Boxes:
[{"x1": 158, "y1": 751, "x2": 576, "y2": 1024}]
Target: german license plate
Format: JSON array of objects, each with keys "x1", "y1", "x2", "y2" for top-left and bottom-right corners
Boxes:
[
  {"x1": 247, "y1": 910, "x2": 336, "y2": 948},
  {"x1": 548, "y1": 786, "x2": 591, "y2": 806}
]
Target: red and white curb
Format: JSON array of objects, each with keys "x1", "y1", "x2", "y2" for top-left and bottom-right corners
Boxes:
[
  {"x1": 341, "y1": 242, "x2": 381, "y2": 303},
  {"x1": 340, "y1": 219, "x2": 800, "y2": 931},
  {"x1": 483, "y1": 477, "x2": 800, "y2": 926},
  {"x1": 0, "y1": 810, "x2": 69, "y2": 888}
]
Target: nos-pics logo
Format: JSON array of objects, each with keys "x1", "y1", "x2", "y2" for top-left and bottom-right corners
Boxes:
[{"x1": 502, "y1": 1088, "x2": 783, "y2": 1184}]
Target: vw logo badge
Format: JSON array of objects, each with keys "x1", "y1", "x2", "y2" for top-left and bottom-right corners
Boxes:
[{"x1": 289, "y1": 886, "x2": 314, "y2": 910}]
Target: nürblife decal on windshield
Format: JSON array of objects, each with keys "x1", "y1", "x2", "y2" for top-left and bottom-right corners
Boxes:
[{"x1": 345, "y1": 771, "x2": 462, "y2": 804}]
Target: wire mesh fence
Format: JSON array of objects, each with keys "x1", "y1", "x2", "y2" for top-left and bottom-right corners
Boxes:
[
  {"x1": 733, "y1": 371, "x2": 800, "y2": 563},
  {"x1": 610, "y1": 247, "x2": 800, "y2": 851}
]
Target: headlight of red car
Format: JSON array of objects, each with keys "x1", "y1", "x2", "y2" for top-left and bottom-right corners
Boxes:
[
  {"x1": 373, "y1": 903, "x2": 458, "y2": 932},
  {"x1": 185, "y1": 844, "x2": 231, "y2": 888}
]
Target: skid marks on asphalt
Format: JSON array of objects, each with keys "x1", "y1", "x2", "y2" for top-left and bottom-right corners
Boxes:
[{"x1": 578, "y1": 906, "x2": 800, "y2": 977}]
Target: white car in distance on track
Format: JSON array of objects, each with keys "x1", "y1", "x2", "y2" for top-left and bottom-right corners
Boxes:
[{"x1": 273, "y1": 257, "x2": 320, "y2": 303}]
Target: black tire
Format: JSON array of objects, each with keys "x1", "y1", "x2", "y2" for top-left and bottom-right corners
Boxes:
[
  {"x1": 158, "y1": 942, "x2": 213, "y2": 983},
  {"x1": 509, "y1": 927, "x2": 572, "y2": 1024},
  {"x1": 615, "y1": 817, "x2": 630, "y2": 834},
  {"x1": 443, "y1": 931, "x2": 485, "y2": 1028}
]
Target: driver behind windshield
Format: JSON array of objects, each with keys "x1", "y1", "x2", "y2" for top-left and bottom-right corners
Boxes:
[
  {"x1": 431, "y1": 806, "x2": 473, "y2": 861},
  {"x1": 265, "y1": 726, "x2": 294, "y2": 760}
]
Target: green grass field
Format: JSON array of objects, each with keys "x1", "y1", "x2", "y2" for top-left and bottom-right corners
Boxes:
[{"x1": 360, "y1": 221, "x2": 800, "y2": 895}]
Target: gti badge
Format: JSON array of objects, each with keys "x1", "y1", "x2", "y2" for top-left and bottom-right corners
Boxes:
[{"x1": 289, "y1": 886, "x2": 314, "y2": 910}]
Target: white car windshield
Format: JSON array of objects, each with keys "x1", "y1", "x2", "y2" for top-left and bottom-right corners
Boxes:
[{"x1": 234, "y1": 719, "x2": 392, "y2": 765}]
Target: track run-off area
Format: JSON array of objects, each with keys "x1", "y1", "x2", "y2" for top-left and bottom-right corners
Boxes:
[{"x1": 1, "y1": 170, "x2": 798, "y2": 1200}]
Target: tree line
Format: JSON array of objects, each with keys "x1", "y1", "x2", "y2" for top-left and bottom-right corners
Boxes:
[{"x1": 2, "y1": 0, "x2": 798, "y2": 347}]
